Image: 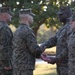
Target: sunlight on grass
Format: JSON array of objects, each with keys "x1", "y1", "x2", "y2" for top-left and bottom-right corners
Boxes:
[
  {"x1": 34, "y1": 63, "x2": 57, "y2": 75},
  {"x1": 44, "y1": 47, "x2": 56, "y2": 56},
  {"x1": 34, "y1": 47, "x2": 57, "y2": 75},
  {"x1": 45, "y1": 47, "x2": 56, "y2": 52}
]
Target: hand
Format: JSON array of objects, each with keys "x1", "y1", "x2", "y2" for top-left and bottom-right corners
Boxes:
[
  {"x1": 48, "y1": 56, "x2": 57, "y2": 64},
  {"x1": 4, "y1": 66, "x2": 12, "y2": 70},
  {"x1": 40, "y1": 45, "x2": 46, "y2": 52},
  {"x1": 41, "y1": 53, "x2": 51, "y2": 62}
]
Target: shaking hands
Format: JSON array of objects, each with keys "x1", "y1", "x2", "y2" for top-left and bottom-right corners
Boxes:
[{"x1": 41, "y1": 53, "x2": 57, "y2": 64}]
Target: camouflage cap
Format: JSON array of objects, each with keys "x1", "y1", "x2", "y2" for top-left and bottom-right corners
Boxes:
[
  {"x1": 0, "y1": 7, "x2": 14, "y2": 15},
  {"x1": 57, "y1": 6, "x2": 72, "y2": 15},
  {"x1": 19, "y1": 8, "x2": 35, "y2": 16}
]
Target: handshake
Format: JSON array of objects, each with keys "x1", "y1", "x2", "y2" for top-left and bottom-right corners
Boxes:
[{"x1": 40, "y1": 53, "x2": 57, "y2": 64}]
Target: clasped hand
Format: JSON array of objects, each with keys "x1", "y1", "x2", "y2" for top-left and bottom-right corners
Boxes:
[{"x1": 41, "y1": 53, "x2": 57, "y2": 64}]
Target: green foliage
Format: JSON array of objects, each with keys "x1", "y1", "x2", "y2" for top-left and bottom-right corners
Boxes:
[
  {"x1": 37, "y1": 25, "x2": 57, "y2": 43},
  {"x1": 0, "y1": 0, "x2": 75, "y2": 35}
]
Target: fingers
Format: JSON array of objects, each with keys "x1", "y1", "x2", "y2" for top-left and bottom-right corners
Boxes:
[
  {"x1": 47, "y1": 57, "x2": 56, "y2": 64},
  {"x1": 41, "y1": 53, "x2": 51, "y2": 62},
  {"x1": 41, "y1": 54, "x2": 47, "y2": 60},
  {"x1": 4, "y1": 66, "x2": 12, "y2": 70},
  {"x1": 40, "y1": 45, "x2": 46, "y2": 52}
]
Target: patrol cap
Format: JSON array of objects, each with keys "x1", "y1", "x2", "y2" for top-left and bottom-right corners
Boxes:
[
  {"x1": 57, "y1": 6, "x2": 72, "y2": 15},
  {"x1": 19, "y1": 8, "x2": 35, "y2": 16},
  {"x1": 0, "y1": 7, "x2": 14, "y2": 15}
]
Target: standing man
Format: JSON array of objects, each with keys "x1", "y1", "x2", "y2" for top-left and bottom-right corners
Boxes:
[
  {"x1": 41, "y1": 6, "x2": 72, "y2": 75},
  {"x1": 67, "y1": 13, "x2": 75, "y2": 75},
  {"x1": 0, "y1": 7, "x2": 13, "y2": 75},
  {"x1": 12, "y1": 8, "x2": 45, "y2": 75}
]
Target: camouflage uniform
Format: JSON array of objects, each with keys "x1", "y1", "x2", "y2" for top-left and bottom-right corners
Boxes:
[
  {"x1": 0, "y1": 21, "x2": 13, "y2": 75},
  {"x1": 67, "y1": 30, "x2": 75, "y2": 75},
  {"x1": 67, "y1": 13, "x2": 75, "y2": 75},
  {"x1": 41, "y1": 22, "x2": 70, "y2": 75},
  {"x1": 12, "y1": 24, "x2": 44, "y2": 75}
]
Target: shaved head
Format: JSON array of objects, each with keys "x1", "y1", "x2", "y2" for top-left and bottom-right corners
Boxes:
[{"x1": 19, "y1": 14, "x2": 33, "y2": 24}]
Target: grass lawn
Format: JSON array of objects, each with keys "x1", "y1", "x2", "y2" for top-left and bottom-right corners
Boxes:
[
  {"x1": 34, "y1": 63, "x2": 57, "y2": 75},
  {"x1": 44, "y1": 47, "x2": 56, "y2": 56},
  {"x1": 34, "y1": 47, "x2": 57, "y2": 75}
]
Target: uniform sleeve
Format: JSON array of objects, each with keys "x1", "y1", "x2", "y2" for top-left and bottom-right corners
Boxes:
[
  {"x1": 41, "y1": 35, "x2": 57, "y2": 48},
  {"x1": 0, "y1": 28, "x2": 13, "y2": 67},
  {"x1": 26, "y1": 32, "x2": 44, "y2": 58}
]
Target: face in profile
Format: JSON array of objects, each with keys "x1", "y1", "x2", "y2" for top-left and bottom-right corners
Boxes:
[
  {"x1": 70, "y1": 20, "x2": 75, "y2": 30},
  {"x1": 58, "y1": 12, "x2": 68, "y2": 22},
  {"x1": 28, "y1": 15, "x2": 34, "y2": 24}
]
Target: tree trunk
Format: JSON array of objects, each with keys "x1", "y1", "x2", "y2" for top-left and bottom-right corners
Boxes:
[
  {"x1": 32, "y1": 19, "x2": 46, "y2": 37},
  {"x1": 32, "y1": 26, "x2": 40, "y2": 37}
]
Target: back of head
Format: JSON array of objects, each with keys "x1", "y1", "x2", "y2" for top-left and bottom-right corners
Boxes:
[
  {"x1": 57, "y1": 6, "x2": 72, "y2": 18},
  {"x1": 19, "y1": 8, "x2": 35, "y2": 17},
  {"x1": 19, "y1": 8, "x2": 35, "y2": 24},
  {"x1": 19, "y1": 14, "x2": 31, "y2": 20},
  {"x1": 0, "y1": 7, "x2": 13, "y2": 15}
]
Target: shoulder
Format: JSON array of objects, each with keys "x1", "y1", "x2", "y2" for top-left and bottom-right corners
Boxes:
[
  {"x1": 64, "y1": 22, "x2": 70, "y2": 29},
  {"x1": 60, "y1": 23, "x2": 70, "y2": 32},
  {"x1": 17, "y1": 25, "x2": 32, "y2": 34},
  {"x1": 3, "y1": 24, "x2": 12, "y2": 33},
  {"x1": 0, "y1": 22, "x2": 4, "y2": 31},
  {"x1": 0, "y1": 22, "x2": 10, "y2": 33},
  {"x1": 14, "y1": 25, "x2": 33, "y2": 38}
]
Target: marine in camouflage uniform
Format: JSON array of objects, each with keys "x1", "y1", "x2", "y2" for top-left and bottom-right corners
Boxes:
[
  {"x1": 0, "y1": 7, "x2": 13, "y2": 75},
  {"x1": 12, "y1": 8, "x2": 45, "y2": 75},
  {"x1": 67, "y1": 13, "x2": 75, "y2": 75},
  {"x1": 41, "y1": 6, "x2": 72, "y2": 75}
]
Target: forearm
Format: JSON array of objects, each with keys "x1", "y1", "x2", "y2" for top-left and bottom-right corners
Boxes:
[
  {"x1": 2, "y1": 47, "x2": 11, "y2": 67},
  {"x1": 26, "y1": 34, "x2": 45, "y2": 58},
  {"x1": 41, "y1": 36, "x2": 57, "y2": 48},
  {"x1": 29, "y1": 44, "x2": 44, "y2": 58},
  {"x1": 0, "y1": 26, "x2": 13, "y2": 67}
]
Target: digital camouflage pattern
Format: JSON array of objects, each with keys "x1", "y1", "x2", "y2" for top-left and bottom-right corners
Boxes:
[
  {"x1": 67, "y1": 12, "x2": 75, "y2": 75},
  {"x1": 13, "y1": 69, "x2": 33, "y2": 75},
  {"x1": 41, "y1": 22, "x2": 70, "y2": 75},
  {"x1": 68, "y1": 30, "x2": 75, "y2": 75},
  {"x1": 12, "y1": 24, "x2": 44, "y2": 75},
  {"x1": 57, "y1": 66, "x2": 68, "y2": 75},
  {"x1": 68, "y1": 32, "x2": 75, "y2": 75},
  {"x1": 0, "y1": 21, "x2": 13, "y2": 75}
]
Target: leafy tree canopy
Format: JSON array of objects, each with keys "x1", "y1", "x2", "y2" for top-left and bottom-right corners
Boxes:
[{"x1": 0, "y1": 0, "x2": 75, "y2": 35}]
